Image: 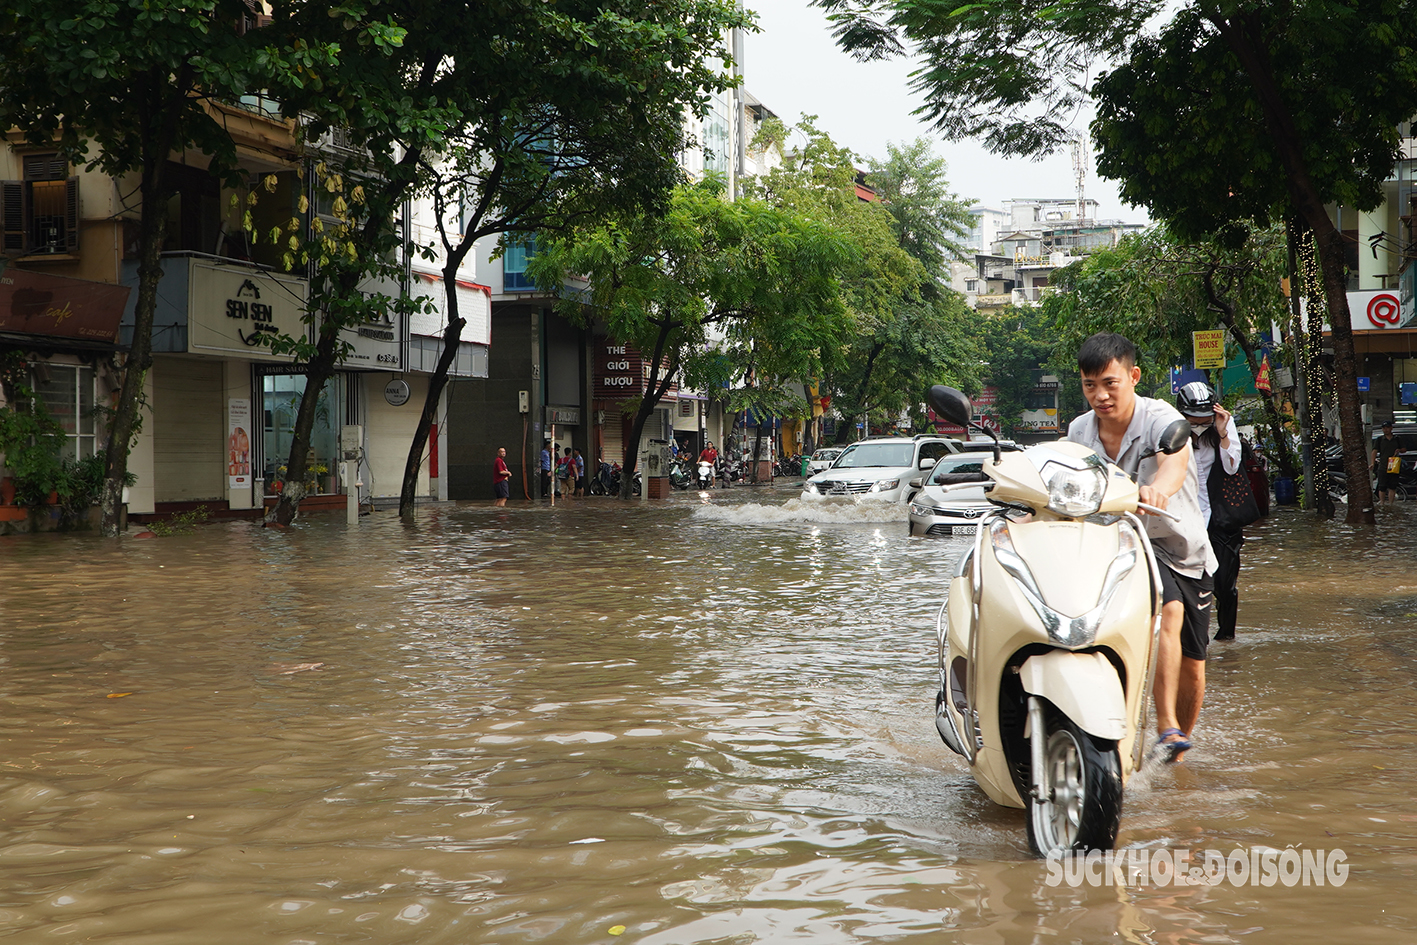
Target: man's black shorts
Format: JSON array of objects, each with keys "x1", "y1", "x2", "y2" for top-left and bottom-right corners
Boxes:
[
  {"x1": 494, "y1": 480, "x2": 510, "y2": 499},
  {"x1": 1158, "y1": 564, "x2": 1213, "y2": 661}
]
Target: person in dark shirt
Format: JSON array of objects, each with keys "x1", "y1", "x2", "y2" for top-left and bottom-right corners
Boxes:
[{"x1": 1373, "y1": 421, "x2": 1406, "y2": 504}]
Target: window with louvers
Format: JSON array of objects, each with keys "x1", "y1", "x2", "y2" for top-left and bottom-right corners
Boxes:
[{"x1": 1, "y1": 154, "x2": 79, "y2": 255}]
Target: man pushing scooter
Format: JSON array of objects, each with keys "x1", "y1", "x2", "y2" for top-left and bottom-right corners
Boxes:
[{"x1": 1067, "y1": 333, "x2": 1217, "y2": 763}]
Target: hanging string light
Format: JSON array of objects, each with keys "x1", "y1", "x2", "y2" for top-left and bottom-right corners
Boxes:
[{"x1": 1300, "y1": 232, "x2": 1333, "y2": 515}]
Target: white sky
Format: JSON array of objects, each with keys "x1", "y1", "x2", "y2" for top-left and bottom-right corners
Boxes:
[{"x1": 741, "y1": 0, "x2": 1143, "y2": 223}]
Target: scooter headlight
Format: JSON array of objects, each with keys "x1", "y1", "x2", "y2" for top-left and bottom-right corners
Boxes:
[{"x1": 1040, "y1": 461, "x2": 1107, "y2": 518}]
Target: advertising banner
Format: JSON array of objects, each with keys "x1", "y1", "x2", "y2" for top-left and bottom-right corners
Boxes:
[
  {"x1": 1193, "y1": 330, "x2": 1226, "y2": 369},
  {"x1": 228, "y1": 398, "x2": 253, "y2": 493}
]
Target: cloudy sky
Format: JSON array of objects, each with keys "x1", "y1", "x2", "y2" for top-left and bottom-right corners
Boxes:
[{"x1": 740, "y1": 0, "x2": 1143, "y2": 224}]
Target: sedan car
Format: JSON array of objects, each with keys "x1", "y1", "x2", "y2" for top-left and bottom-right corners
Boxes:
[
  {"x1": 807, "y1": 447, "x2": 844, "y2": 475},
  {"x1": 907, "y1": 453, "x2": 999, "y2": 537}
]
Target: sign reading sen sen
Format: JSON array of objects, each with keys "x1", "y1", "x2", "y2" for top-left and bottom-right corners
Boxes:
[{"x1": 188, "y1": 259, "x2": 308, "y2": 358}]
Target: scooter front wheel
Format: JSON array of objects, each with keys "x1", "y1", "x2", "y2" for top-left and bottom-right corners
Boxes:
[{"x1": 1025, "y1": 710, "x2": 1122, "y2": 857}]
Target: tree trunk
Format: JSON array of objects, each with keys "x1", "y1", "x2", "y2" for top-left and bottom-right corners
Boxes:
[
  {"x1": 617, "y1": 324, "x2": 676, "y2": 499},
  {"x1": 1286, "y1": 218, "x2": 1316, "y2": 508},
  {"x1": 100, "y1": 142, "x2": 172, "y2": 536},
  {"x1": 833, "y1": 342, "x2": 884, "y2": 446},
  {"x1": 398, "y1": 313, "x2": 463, "y2": 518},
  {"x1": 1212, "y1": 14, "x2": 1373, "y2": 523},
  {"x1": 751, "y1": 420, "x2": 767, "y2": 483},
  {"x1": 1299, "y1": 226, "x2": 1337, "y2": 518}
]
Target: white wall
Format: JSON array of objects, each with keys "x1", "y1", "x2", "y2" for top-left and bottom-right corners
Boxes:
[{"x1": 363, "y1": 373, "x2": 430, "y2": 499}]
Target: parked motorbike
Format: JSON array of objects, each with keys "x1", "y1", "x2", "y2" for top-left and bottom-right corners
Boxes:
[
  {"x1": 588, "y1": 461, "x2": 641, "y2": 497},
  {"x1": 669, "y1": 457, "x2": 694, "y2": 490},
  {"x1": 695, "y1": 459, "x2": 716, "y2": 489},
  {"x1": 926, "y1": 384, "x2": 1189, "y2": 857}
]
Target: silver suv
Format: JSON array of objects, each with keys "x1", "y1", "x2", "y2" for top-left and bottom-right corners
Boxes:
[{"x1": 800, "y1": 436, "x2": 957, "y2": 503}]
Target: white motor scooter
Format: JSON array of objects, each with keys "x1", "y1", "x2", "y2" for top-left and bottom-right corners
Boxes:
[
  {"x1": 926, "y1": 385, "x2": 1189, "y2": 857},
  {"x1": 695, "y1": 459, "x2": 716, "y2": 489}
]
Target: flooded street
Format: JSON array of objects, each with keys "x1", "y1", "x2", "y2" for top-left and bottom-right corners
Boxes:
[{"x1": 3, "y1": 486, "x2": 1416, "y2": 943}]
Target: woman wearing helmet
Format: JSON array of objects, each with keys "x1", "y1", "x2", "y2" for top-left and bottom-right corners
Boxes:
[{"x1": 1177, "y1": 382, "x2": 1244, "y2": 641}]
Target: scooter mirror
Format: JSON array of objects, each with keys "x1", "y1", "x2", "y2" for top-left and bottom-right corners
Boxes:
[
  {"x1": 1158, "y1": 418, "x2": 1190, "y2": 455},
  {"x1": 928, "y1": 385, "x2": 972, "y2": 428}
]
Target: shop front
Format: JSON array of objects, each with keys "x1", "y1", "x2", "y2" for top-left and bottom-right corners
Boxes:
[{"x1": 0, "y1": 268, "x2": 131, "y2": 532}]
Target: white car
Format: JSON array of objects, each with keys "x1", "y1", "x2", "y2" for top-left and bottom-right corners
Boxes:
[
  {"x1": 906, "y1": 453, "x2": 995, "y2": 537},
  {"x1": 807, "y1": 447, "x2": 844, "y2": 474},
  {"x1": 801, "y1": 436, "x2": 956, "y2": 503}
]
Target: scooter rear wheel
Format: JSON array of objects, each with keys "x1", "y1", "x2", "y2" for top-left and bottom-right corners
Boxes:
[{"x1": 1025, "y1": 710, "x2": 1122, "y2": 857}]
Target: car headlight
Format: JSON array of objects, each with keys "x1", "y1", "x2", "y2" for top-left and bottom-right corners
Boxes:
[
  {"x1": 1040, "y1": 461, "x2": 1107, "y2": 517},
  {"x1": 871, "y1": 478, "x2": 901, "y2": 492},
  {"x1": 804, "y1": 481, "x2": 820, "y2": 494},
  {"x1": 910, "y1": 502, "x2": 931, "y2": 516}
]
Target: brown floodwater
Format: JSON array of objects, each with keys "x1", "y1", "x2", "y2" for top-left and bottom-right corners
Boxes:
[{"x1": 1, "y1": 486, "x2": 1415, "y2": 944}]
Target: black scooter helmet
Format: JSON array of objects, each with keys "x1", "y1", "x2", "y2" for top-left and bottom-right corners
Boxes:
[{"x1": 1176, "y1": 381, "x2": 1217, "y2": 419}]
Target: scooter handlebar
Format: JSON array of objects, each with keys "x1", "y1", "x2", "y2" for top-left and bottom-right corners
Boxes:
[
  {"x1": 937, "y1": 479, "x2": 994, "y2": 493},
  {"x1": 1136, "y1": 502, "x2": 1181, "y2": 522}
]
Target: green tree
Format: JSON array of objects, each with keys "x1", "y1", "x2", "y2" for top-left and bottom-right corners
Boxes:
[
  {"x1": 977, "y1": 306, "x2": 1058, "y2": 438},
  {"x1": 745, "y1": 124, "x2": 981, "y2": 440},
  {"x1": 253, "y1": 0, "x2": 749, "y2": 523},
  {"x1": 391, "y1": 0, "x2": 748, "y2": 516},
  {"x1": 530, "y1": 181, "x2": 855, "y2": 496},
  {"x1": 0, "y1": 0, "x2": 348, "y2": 535},
  {"x1": 816, "y1": 0, "x2": 1417, "y2": 522},
  {"x1": 1044, "y1": 225, "x2": 1301, "y2": 478},
  {"x1": 864, "y1": 139, "x2": 975, "y2": 290}
]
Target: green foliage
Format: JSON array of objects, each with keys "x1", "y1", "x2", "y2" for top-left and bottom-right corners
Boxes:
[
  {"x1": 0, "y1": 0, "x2": 346, "y2": 187},
  {"x1": 978, "y1": 306, "x2": 1061, "y2": 436},
  {"x1": 742, "y1": 124, "x2": 982, "y2": 433},
  {"x1": 863, "y1": 138, "x2": 976, "y2": 284},
  {"x1": 815, "y1": 0, "x2": 1160, "y2": 156},
  {"x1": 530, "y1": 181, "x2": 855, "y2": 477},
  {"x1": 1043, "y1": 224, "x2": 1289, "y2": 389},
  {"x1": 535, "y1": 181, "x2": 854, "y2": 384},
  {"x1": 1090, "y1": 5, "x2": 1417, "y2": 237},
  {"x1": 0, "y1": 352, "x2": 66, "y2": 507}
]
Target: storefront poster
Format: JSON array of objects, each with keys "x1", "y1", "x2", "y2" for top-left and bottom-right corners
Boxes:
[{"x1": 228, "y1": 398, "x2": 252, "y2": 492}]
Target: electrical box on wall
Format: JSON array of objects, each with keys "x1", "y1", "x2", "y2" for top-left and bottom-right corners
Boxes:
[
  {"x1": 340, "y1": 425, "x2": 362, "y2": 460},
  {"x1": 518, "y1": 390, "x2": 530, "y2": 413}
]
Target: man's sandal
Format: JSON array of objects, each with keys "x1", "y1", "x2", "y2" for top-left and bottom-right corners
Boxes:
[{"x1": 1156, "y1": 728, "x2": 1192, "y2": 764}]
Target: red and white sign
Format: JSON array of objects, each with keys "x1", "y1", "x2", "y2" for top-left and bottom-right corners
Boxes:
[
  {"x1": 1305, "y1": 289, "x2": 1415, "y2": 331},
  {"x1": 1365, "y1": 292, "x2": 1401, "y2": 327},
  {"x1": 929, "y1": 386, "x2": 999, "y2": 436}
]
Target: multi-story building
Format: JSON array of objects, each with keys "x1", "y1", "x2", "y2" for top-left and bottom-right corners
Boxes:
[
  {"x1": 1, "y1": 97, "x2": 488, "y2": 528},
  {"x1": 953, "y1": 199, "x2": 1143, "y2": 308}
]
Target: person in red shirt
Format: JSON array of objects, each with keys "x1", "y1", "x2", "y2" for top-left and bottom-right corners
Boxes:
[
  {"x1": 698, "y1": 441, "x2": 718, "y2": 465},
  {"x1": 493, "y1": 447, "x2": 511, "y2": 506}
]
